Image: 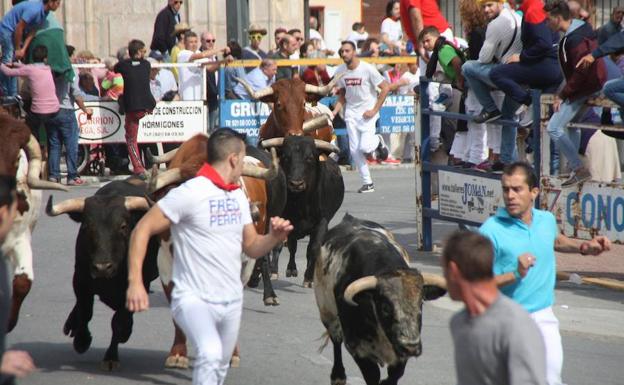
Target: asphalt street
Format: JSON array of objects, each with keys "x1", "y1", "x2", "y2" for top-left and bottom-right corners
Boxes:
[{"x1": 7, "y1": 167, "x2": 624, "y2": 385}]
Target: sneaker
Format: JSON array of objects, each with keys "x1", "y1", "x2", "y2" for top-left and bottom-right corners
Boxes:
[
  {"x1": 375, "y1": 135, "x2": 389, "y2": 161},
  {"x1": 562, "y1": 167, "x2": 591, "y2": 187},
  {"x1": 366, "y1": 158, "x2": 380, "y2": 165},
  {"x1": 429, "y1": 137, "x2": 441, "y2": 153},
  {"x1": 47, "y1": 177, "x2": 60, "y2": 183},
  {"x1": 357, "y1": 183, "x2": 375, "y2": 193},
  {"x1": 474, "y1": 160, "x2": 492, "y2": 172},
  {"x1": 462, "y1": 161, "x2": 476, "y2": 169},
  {"x1": 433, "y1": 92, "x2": 450, "y2": 106},
  {"x1": 67, "y1": 177, "x2": 85, "y2": 186},
  {"x1": 519, "y1": 106, "x2": 533, "y2": 127},
  {"x1": 473, "y1": 109, "x2": 502, "y2": 124},
  {"x1": 380, "y1": 157, "x2": 401, "y2": 165}
]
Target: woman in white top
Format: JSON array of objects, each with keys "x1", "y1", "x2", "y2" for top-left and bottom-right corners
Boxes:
[{"x1": 380, "y1": 1, "x2": 404, "y2": 55}]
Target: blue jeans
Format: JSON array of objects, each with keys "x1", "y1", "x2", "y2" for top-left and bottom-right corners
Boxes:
[
  {"x1": 546, "y1": 97, "x2": 587, "y2": 171},
  {"x1": 45, "y1": 108, "x2": 80, "y2": 179},
  {"x1": 499, "y1": 97, "x2": 521, "y2": 164},
  {"x1": 462, "y1": 60, "x2": 498, "y2": 112},
  {"x1": 0, "y1": 28, "x2": 17, "y2": 96},
  {"x1": 603, "y1": 77, "x2": 624, "y2": 118}
]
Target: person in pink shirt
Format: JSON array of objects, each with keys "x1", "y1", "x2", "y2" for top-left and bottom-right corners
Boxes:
[{"x1": 0, "y1": 44, "x2": 59, "y2": 142}]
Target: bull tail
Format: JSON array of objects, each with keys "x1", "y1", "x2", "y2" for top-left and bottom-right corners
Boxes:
[{"x1": 316, "y1": 331, "x2": 330, "y2": 353}]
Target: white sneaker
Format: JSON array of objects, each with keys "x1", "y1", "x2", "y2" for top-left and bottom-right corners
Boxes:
[{"x1": 518, "y1": 106, "x2": 533, "y2": 127}]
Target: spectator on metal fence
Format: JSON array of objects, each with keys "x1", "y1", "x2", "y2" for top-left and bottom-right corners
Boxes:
[
  {"x1": 233, "y1": 58, "x2": 277, "y2": 100},
  {"x1": 242, "y1": 24, "x2": 268, "y2": 72},
  {"x1": 0, "y1": 0, "x2": 61, "y2": 97},
  {"x1": 442, "y1": 230, "x2": 547, "y2": 385},
  {"x1": 170, "y1": 22, "x2": 192, "y2": 81},
  {"x1": 200, "y1": 31, "x2": 222, "y2": 132},
  {"x1": 544, "y1": 1, "x2": 607, "y2": 186},
  {"x1": 381, "y1": 1, "x2": 404, "y2": 55},
  {"x1": 1, "y1": 45, "x2": 59, "y2": 143},
  {"x1": 114, "y1": 39, "x2": 156, "y2": 178},
  {"x1": 346, "y1": 22, "x2": 369, "y2": 50},
  {"x1": 480, "y1": 162, "x2": 611, "y2": 385},
  {"x1": 332, "y1": 41, "x2": 391, "y2": 194},
  {"x1": 597, "y1": 6, "x2": 624, "y2": 44},
  {"x1": 269, "y1": 34, "x2": 298, "y2": 81},
  {"x1": 150, "y1": 0, "x2": 183, "y2": 60}
]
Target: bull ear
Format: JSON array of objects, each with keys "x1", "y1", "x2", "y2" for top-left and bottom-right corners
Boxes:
[{"x1": 422, "y1": 285, "x2": 446, "y2": 301}]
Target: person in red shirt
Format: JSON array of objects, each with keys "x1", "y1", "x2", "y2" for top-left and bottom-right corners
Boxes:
[{"x1": 400, "y1": 0, "x2": 452, "y2": 58}]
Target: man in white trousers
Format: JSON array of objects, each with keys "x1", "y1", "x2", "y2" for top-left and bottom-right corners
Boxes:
[
  {"x1": 332, "y1": 40, "x2": 390, "y2": 193},
  {"x1": 126, "y1": 128, "x2": 293, "y2": 385},
  {"x1": 480, "y1": 162, "x2": 610, "y2": 385}
]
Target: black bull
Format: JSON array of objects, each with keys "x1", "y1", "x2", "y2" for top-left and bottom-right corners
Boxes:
[
  {"x1": 314, "y1": 214, "x2": 447, "y2": 385},
  {"x1": 46, "y1": 177, "x2": 159, "y2": 370},
  {"x1": 261, "y1": 135, "x2": 345, "y2": 287}
]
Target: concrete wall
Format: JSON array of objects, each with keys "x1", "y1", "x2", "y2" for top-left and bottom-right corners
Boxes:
[{"x1": 0, "y1": 0, "x2": 303, "y2": 58}]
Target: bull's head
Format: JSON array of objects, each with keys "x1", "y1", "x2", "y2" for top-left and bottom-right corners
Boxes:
[
  {"x1": 235, "y1": 77, "x2": 341, "y2": 136},
  {"x1": 46, "y1": 195, "x2": 150, "y2": 279},
  {"x1": 261, "y1": 136, "x2": 340, "y2": 193},
  {"x1": 343, "y1": 270, "x2": 446, "y2": 358}
]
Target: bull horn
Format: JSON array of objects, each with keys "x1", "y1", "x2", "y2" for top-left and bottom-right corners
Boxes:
[
  {"x1": 421, "y1": 272, "x2": 447, "y2": 290},
  {"x1": 260, "y1": 138, "x2": 285, "y2": 149},
  {"x1": 24, "y1": 135, "x2": 68, "y2": 191},
  {"x1": 343, "y1": 276, "x2": 378, "y2": 306},
  {"x1": 304, "y1": 72, "x2": 344, "y2": 95},
  {"x1": 148, "y1": 168, "x2": 183, "y2": 193},
  {"x1": 46, "y1": 195, "x2": 85, "y2": 216},
  {"x1": 314, "y1": 139, "x2": 341, "y2": 154},
  {"x1": 124, "y1": 196, "x2": 150, "y2": 211},
  {"x1": 147, "y1": 148, "x2": 178, "y2": 165},
  {"x1": 234, "y1": 77, "x2": 274, "y2": 100},
  {"x1": 302, "y1": 115, "x2": 330, "y2": 133},
  {"x1": 242, "y1": 148, "x2": 279, "y2": 180}
]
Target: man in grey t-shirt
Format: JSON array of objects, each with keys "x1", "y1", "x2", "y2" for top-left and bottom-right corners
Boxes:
[{"x1": 442, "y1": 230, "x2": 546, "y2": 385}]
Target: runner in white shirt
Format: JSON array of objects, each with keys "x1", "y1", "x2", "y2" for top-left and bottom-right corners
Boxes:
[
  {"x1": 126, "y1": 128, "x2": 293, "y2": 385},
  {"x1": 332, "y1": 41, "x2": 391, "y2": 193}
]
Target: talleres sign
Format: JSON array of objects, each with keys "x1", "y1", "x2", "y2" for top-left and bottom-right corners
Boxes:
[{"x1": 76, "y1": 101, "x2": 206, "y2": 144}]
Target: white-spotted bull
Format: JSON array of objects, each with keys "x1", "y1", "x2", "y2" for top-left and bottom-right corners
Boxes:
[
  {"x1": 314, "y1": 214, "x2": 447, "y2": 385},
  {"x1": 261, "y1": 136, "x2": 344, "y2": 287},
  {"x1": 46, "y1": 177, "x2": 157, "y2": 370},
  {"x1": 0, "y1": 113, "x2": 67, "y2": 332},
  {"x1": 146, "y1": 133, "x2": 283, "y2": 368}
]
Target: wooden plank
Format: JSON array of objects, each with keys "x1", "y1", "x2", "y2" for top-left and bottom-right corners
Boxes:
[{"x1": 557, "y1": 271, "x2": 624, "y2": 292}]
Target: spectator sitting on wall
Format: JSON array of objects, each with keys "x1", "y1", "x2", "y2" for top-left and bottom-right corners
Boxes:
[
  {"x1": 381, "y1": 1, "x2": 404, "y2": 55},
  {"x1": 233, "y1": 58, "x2": 277, "y2": 99},
  {"x1": 597, "y1": 6, "x2": 624, "y2": 44},
  {"x1": 150, "y1": 0, "x2": 183, "y2": 60},
  {"x1": 242, "y1": 24, "x2": 268, "y2": 72},
  {"x1": 346, "y1": 22, "x2": 369, "y2": 50},
  {"x1": 269, "y1": 34, "x2": 298, "y2": 81}
]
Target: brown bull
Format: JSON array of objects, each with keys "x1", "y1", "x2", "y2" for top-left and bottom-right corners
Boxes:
[
  {"x1": 0, "y1": 112, "x2": 67, "y2": 332},
  {"x1": 235, "y1": 77, "x2": 342, "y2": 142},
  {"x1": 146, "y1": 133, "x2": 285, "y2": 369}
]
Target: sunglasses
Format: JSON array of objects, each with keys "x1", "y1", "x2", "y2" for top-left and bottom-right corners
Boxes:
[
  {"x1": 204, "y1": 39, "x2": 216, "y2": 43},
  {"x1": 250, "y1": 33, "x2": 264, "y2": 40},
  {"x1": 296, "y1": 37, "x2": 304, "y2": 41}
]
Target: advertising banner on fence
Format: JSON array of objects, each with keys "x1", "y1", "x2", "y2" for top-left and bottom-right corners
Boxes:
[
  {"x1": 438, "y1": 170, "x2": 503, "y2": 224},
  {"x1": 542, "y1": 179, "x2": 624, "y2": 242},
  {"x1": 76, "y1": 101, "x2": 206, "y2": 144},
  {"x1": 220, "y1": 100, "x2": 271, "y2": 143},
  {"x1": 379, "y1": 95, "x2": 415, "y2": 134}
]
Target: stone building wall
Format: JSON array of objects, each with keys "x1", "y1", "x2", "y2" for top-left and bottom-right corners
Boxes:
[{"x1": 0, "y1": 0, "x2": 303, "y2": 58}]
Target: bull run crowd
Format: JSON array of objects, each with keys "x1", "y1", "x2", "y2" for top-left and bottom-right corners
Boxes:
[{"x1": 0, "y1": 0, "x2": 621, "y2": 385}]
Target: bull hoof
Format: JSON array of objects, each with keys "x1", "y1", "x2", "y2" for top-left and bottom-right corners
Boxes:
[
  {"x1": 230, "y1": 355, "x2": 240, "y2": 368},
  {"x1": 331, "y1": 379, "x2": 347, "y2": 385},
  {"x1": 165, "y1": 354, "x2": 189, "y2": 369},
  {"x1": 263, "y1": 296, "x2": 280, "y2": 306},
  {"x1": 73, "y1": 332, "x2": 93, "y2": 354},
  {"x1": 302, "y1": 281, "x2": 313, "y2": 288},
  {"x1": 100, "y1": 360, "x2": 120, "y2": 371},
  {"x1": 286, "y1": 269, "x2": 298, "y2": 278},
  {"x1": 270, "y1": 273, "x2": 279, "y2": 280}
]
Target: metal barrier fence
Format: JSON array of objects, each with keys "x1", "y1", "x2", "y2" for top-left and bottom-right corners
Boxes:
[{"x1": 417, "y1": 77, "x2": 624, "y2": 251}]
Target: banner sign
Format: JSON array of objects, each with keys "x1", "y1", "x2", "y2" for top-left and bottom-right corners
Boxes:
[
  {"x1": 378, "y1": 95, "x2": 415, "y2": 134},
  {"x1": 542, "y1": 179, "x2": 624, "y2": 242},
  {"x1": 438, "y1": 170, "x2": 503, "y2": 224},
  {"x1": 220, "y1": 100, "x2": 271, "y2": 143},
  {"x1": 76, "y1": 101, "x2": 206, "y2": 144}
]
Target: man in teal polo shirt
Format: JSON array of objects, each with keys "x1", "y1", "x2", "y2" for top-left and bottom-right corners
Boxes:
[{"x1": 480, "y1": 161, "x2": 610, "y2": 385}]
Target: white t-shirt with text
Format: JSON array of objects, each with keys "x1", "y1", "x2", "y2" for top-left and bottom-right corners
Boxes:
[
  {"x1": 177, "y1": 49, "x2": 203, "y2": 101},
  {"x1": 159, "y1": 176, "x2": 252, "y2": 303},
  {"x1": 335, "y1": 61, "x2": 384, "y2": 119}
]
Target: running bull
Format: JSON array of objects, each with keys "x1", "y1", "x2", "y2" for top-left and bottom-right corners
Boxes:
[{"x1": 314, "y1": 214, "x2": 447, "y2": 385}]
